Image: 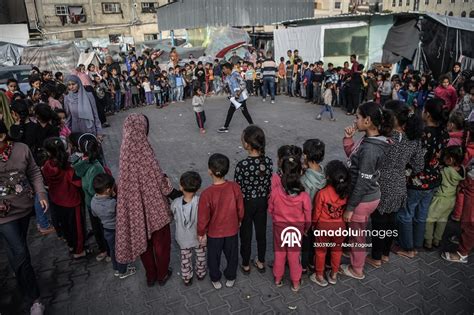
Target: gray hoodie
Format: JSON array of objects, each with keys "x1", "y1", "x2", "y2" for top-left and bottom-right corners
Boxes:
[
  {"x1": 347, "y1": 136, "x2": 391, "y2": 211},
  {"x1": 171, "y1": 195, "x2": 200, "y2": 249},
  {"x1": 301, "y1": 167, "x2": 326, "y2": 203},
  {"x1": 91, "y1": 195, "x2": 117, "y2": 230}
]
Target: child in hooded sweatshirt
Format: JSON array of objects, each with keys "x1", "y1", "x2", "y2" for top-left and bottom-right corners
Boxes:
[
  {"x1": 198, "y1": 154, "x2": 244, "y2": 290},
  {"x1": 424, "y1": 146, "x2": 465, "y2": 249},
  {"x1": 300, "y1": 139, "x2": 326, "y2": 274},
  {"x1": 42, "y1": 137, "x2": 85, "y2": 258},
  {"x1": 72, "y1": 134, "x2": 109, "y2": 262},
  {"x1": 447, "y1": 111, "x2": 465, "y2": 147},
  {"x1": 311, "y1": 160, "x2": 351, "y2": 287},
  {"x1": 269, "y1": 151, "x2": 311, "y2": 292},
  {"x1": 171, "y1": 171, "x2": 207, "y2": 286},
  {"x1": 340, "y1": 101, "x2": 393, "y2": 280},
  {"x1": 91, "y1": 173, "x2": 136, "y2": 279}
]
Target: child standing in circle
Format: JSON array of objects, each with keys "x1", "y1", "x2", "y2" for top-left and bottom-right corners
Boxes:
[
  {"x1": 235, "y1": 125, "x2": 273, "y2": 274},
  {"x1": 316, "y1": 82, "x2": 336, "y2": 121},
  {"x1": 311, "y1": 160, "x2": 351, "y2": 287},
  {"x1": 171, "y1": 171, "x2": 207, "y2": 286},
  {"x1": 192, "y1": 87, "x2": 206, "y2": 134},
  {"x1": 198, "y1": 154, "x2": 244, "y2": 290},
  {"x1": 269, "y1": 153, "x2": 311, "y2": 292},
  {"x1": 340, "y1": 102, "x2": 393, "y2": 280}
]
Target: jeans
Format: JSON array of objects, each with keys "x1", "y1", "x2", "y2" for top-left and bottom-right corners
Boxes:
[
  {"x1": 114, "y1": 90, "x2": 121, "y2": 112},
  {"x1": 153, "y1": 91, "x2": 162, "y2": 105},
  {"x1": 0, "y1": 215, "x2": 40, "y2": 302},
  {"x1": 103, "y1": 228, "x2": 127, "y2": 274},
  {"x1": 397, "y1": 188, "x2": 435, "y2": 251},
  {"x1": 207, "y1": 234, "x2": 238, "y2": 282},
  {"x1": 313, "y1": 83, "x2": 322, "y2": 104},
  {"x1": 287, "y1": 78, "x2": 293, "y2": 96},
  {"x1": 34, "y1": 194, "x2": 50, "y2": 230},
  {"x1": 278, "y1": 78, "x2": 286, "y2": 94},
  {"x1": 145, "y1": 92, "x2": 154, "y2": 105},
  {"x1": 88, "y1": 207, "x2": 108, "y2": 253},
  {"x1": 214, "y1": 77, "x2": 222, "y2": 95},
  {"x1": 175, "y1": 85, "x2": 184, "y2": 101},
  {"x1": 262, "y1": 77, "x2": 275, "y2": 101},
  {"x1": 319, "y1": 105, "x2": 334, "y2": 119},
  {"x1": 224, "y1": 100, "x2": 254, "y2": 128}
]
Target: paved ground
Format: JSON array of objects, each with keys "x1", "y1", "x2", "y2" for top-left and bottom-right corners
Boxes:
[{"x1": 1, "y1": 95, "x2": 473, "y2": 315}]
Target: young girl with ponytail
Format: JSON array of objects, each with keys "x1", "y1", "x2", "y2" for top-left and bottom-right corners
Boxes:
[
  {"x1": 234, "y1": 125, "x2": 273, "y2": 273},
  {"x1": 339, "y1": 101, "x2": 394, "y2": 280},
  {"x1": 268, "y1": 151, "x2": 311, "y2": 292},
  {"x1": 395, "y1": 98, "x2": 449, "y2": 258}
]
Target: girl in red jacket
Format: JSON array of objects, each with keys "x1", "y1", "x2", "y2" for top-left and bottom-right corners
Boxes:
[
  {"x1": 311, "y1": 160, "x2": 351, "y2": 287},
  {"x1": 268, "y1": 153, "x2": 311, "y2": 292},
  {"x1": 42, "y1": 137, "x2": 85, "y2": 258},
  {"x1": 434, "y1": 75, "x2": 458, "y2": 112}
]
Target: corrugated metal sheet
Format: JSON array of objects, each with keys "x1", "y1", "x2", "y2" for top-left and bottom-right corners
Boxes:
[{"x1": 157, "y1": 0, "x2": 314, "y2": 30}]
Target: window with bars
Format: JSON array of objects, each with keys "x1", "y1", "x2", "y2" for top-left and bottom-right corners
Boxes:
[
  {"x1": 142, "y1": 2, "x2": 158, "y2": 13},
  {"x1": 437, "y1": 0, "x2": 441, "y2": 3},
  {"x1": 335, "y1": 2, "x2": 341, "y2": 9},
  {"x1": 399, "y1": 0, "x2": 403, "y2": 6},
  {"x1": 392, "y1": 0, "x2": 396, "y2": 6},
  {"x1": 102, "y1": 3, "x2": 121, "y2": 14},
  {"x1": 55, "y1": 5, "x2": 68, "y2": 15},
  {"x1": 450, "y1": 0, "x2": 455, "y2": 3},
  {"x1": 144, "y1": 33, "x2": 159, "y2": 41},
  {"x1": 425, "y1": 0, "x2": 429, "y2": 4},
  {"x1": 406, "y1": 0, "x2": 410, "y2": 5}
]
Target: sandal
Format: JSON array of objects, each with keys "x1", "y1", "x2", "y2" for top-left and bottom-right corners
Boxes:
[
  {"x1": 381, "y1": 255, "x2": 390, "y2": 263},
  {"x1": 391, "y1": 245, "x2": 415, "y2": 258},
  {"x1": 275, "y1": 280, "x2": 284, "y2": 288},
  {"x1": 310, "y1": 273, "x2": 328, "y2": 287},
  {"x1": 254, "y1": 260, "x2": 266, "y2": 273},
  {"x1": 240, "y1": 265, "x2": 251, "y2": 275},
  {"x1": 441, "y1": 251, "x2": 468, "y2": 264},
  {"x1": 291, "y1": 280, "x2": 302, "y2": 292},
  {"x1": 339, "y1": 264, "x2": 365, "y2": 280},
  {"x1": 365, "y1": 256, "x2": 382, "y2": 268}
]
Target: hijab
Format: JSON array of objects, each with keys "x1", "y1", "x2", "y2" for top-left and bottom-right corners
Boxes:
[
  {"x1": 64, "y1": 75, "x2": 96, "y2": 129},
  {"x1": 115, "y1": 113, "x2": 174, "y2": 264},
  {"x1": 0, "y1": 92, "x2": 14, "y2": 130}
]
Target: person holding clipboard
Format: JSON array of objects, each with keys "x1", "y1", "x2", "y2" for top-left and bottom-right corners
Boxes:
[{"x1": 217, "y1": 63, "x2": 254, "y2": 133}]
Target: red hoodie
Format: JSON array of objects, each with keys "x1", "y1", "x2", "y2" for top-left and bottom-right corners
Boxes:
[
  {"x1": 312, "y1": 185, "x2": 347, "y2": 230},
  {"x1": 434, "y1": 85, "x2": 458, "y2": 112},
  {"x1": 42, "y1": 159, "x2": 82, "y2": 207}
]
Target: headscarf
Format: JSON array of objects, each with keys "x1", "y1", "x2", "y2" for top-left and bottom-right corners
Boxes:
[
  {"x1": 64, "y1": 75, "x2": 96, "y2": 130},
  {"x1": 0, "y1": 92, "x2": 14, "y2": 130},
  {"x1": 115, "y1": 113, "x2": 174, "y2": 264}
]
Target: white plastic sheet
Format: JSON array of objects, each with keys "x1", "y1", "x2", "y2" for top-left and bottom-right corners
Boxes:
[{"x1": 274, "y1": 25, "x2": 323, "y2": 62}]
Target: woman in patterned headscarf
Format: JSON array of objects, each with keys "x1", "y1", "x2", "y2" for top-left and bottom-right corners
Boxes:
[{"x1": 115, "y1": 113, "x2": 175, "y2": 287}]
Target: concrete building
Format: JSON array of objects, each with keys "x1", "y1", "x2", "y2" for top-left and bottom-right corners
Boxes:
[
  {"x1": 314, "y1": 0, "x2": 351, "y2": 16},
  {"x1": 23, "y1": 0, "x2": 167, "y2": 43},
  {"x1": 381, "y1": 0, "x2": 474, "y2": 17}
]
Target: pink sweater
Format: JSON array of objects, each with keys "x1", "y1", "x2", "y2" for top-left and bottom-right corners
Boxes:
[
  {"x1": 268, "y1": 173, "x2": 312, "y2": 235},
  {"x1": 434, "y1": 85, "x2": 458, "y2": 112}
]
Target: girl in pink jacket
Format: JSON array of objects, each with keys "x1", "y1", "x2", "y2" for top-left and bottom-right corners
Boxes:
[{"x1": 268, "y1": 153, "x2": 311, "y2": 292}]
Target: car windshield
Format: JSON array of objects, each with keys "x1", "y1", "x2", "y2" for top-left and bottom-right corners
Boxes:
[{"x1": 0, "y1": 69, "x2": 31, "y2": 84}]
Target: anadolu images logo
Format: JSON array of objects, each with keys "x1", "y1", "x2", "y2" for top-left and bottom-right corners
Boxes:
[{"x1": 280, "y1": 226, "x2": 302, "y2": 248}]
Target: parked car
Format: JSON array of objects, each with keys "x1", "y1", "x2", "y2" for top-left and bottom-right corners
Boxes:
[{"x1": 0, "y1": 65, "x2": 33, "y2": 94}]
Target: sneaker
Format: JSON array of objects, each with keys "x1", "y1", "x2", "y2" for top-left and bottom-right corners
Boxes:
[
  {"x1": 315, "y1": 115, "x2": 322, "y2": 120},
  {"x1": 275, "y1": 280, "x2": 284, "y2": 288},
  {"x1": 212, "y1": 281, "x2": 222, "y2": 289},
  {"x1": 39, "y1": 226, "x2": 55, "y2": 236},
  {"x1": 326, "y1": 271, "x2": 337, "y2": 285},
  {"x1": 114, "y1": 270, "x2": 120, "y2": 277},
  {"x1": 310, "y1": 273, "x2": 328, "y2": 287},
  {"x1": 217, "y1": 127, "x2": 229, "y2": 133},
  {"x1": 105, "y1": 256, "x2": 112, "y2": 263},
  {"x1": 119, "y1": 266, "x2": 136, "y2": 279},
  {"x1": 262, "y1": 98, "x2": 266, "y2": 102},
  {"x1": 271, "y1": 100, "x2": 275, "y2": 104},
  {"x1": 96, "y1": 252, "x2": 107, "y2": 262},
  {"x1": 73, "y1": 251, "x2": 86, "y2": 259},
  {"x1": 225, "y1": 279, "x2": 235, "y2": 288},
  {"x1": 200, "y1": 128, "x2": 206, "y2": 134},
  {"x1": 291, "y1": 281, "x2": 301, "y2": 292},
  {"x1": 330, "y1": 118, "x2": 337, "y2": 122},
  {"x1": 30, "y1": 302, "x2": 45, "y2": 315}
]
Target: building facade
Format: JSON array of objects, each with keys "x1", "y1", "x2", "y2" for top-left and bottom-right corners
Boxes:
[
  {"x1": 382, "y1": 0, "x2": 474, "y2": 17},
  {"x1": 314, "y1": 0, "x2": 351, "y2": 16},
  {"x1": 23, "y1": 0, "x2": 166, "y2": 43}
]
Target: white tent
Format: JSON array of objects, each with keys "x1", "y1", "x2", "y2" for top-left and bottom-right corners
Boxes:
[{"x1": 77, "y1": 52, "x2": 101, "y2": 67}]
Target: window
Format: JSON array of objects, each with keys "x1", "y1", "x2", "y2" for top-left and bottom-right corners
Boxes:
[
  {"x1": 448, "y1": 11, "x2": 453, "y2": 15},
  {"x1": 55, "y1": 5, "x2": 68, "y2": 15},
  {"x1": 406, "y1": 0, "x2": 410, "y2": 5},
  {"x1": 102, "y1": 3, "x2": 121, "y2": 14},
  {"x1": 398, "y1": 0, "x2": 403, "y2": 6},
  {"x1": 424, "y1": 0, "x2": 429, "y2": 4},
  {"x1": 335, "y1": 1, "x2": 341, "y2": 9},
  {"x1": 142, "y1": 2, "x2": 158, "y2": 13},
  {"x1": 74, "y1": 31, "x2": 83, "y2": 38},
  {"x1": 392, "y1": 0, "x2": 396, "y2": 6},
  {"x1": 437, "y1": 0, "x2": 441, "y2": 3},
  {"x1": 450, "y1": 0, "x2": 455, "y2": 3},
  {"x1": 470, "y1": 10, "x2": 474, "y2": 17},
  {"x1": 109, "y1": 34, "x2": 121, "y2": 43},
  {"x1": 461, "y1": 11, "x2": 466, "y2": 17},
  {"x1": 144, "y1": 33, "x2": 159, "y2": 41}
]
